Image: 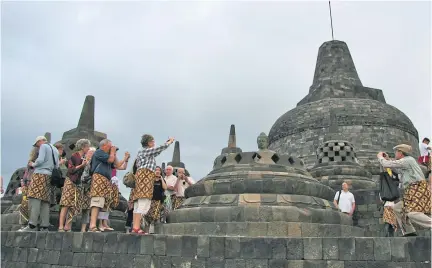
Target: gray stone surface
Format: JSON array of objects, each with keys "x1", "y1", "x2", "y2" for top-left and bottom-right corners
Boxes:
[{"x1": 2, "y1": 231, "x2": 430, "y2": 267}]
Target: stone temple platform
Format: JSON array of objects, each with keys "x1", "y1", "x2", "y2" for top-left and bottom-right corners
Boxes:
[{"x1": 1, "y1": 231, "x2": 431, "y2": 267}]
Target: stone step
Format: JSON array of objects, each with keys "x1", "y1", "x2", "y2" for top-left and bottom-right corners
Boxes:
[
  {"x1": 156, "y1": 221, "x2": 366, "y2": 237},
  {"x1": 1, "y1": 231, "x2": 430, "y2": 267}
]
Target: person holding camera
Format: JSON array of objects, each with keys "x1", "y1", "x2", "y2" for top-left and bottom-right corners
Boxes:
[
  {"x1": 131, "y1": 134, "x2": 174, "y2": 235},
  {"x1": 58, "y1": 139, "x2": 91, "y2": 232},
  {"x1": 88, "y1": 139, "x2": 118, "y2": 232},
  {"x1": 377, "y1": 144, "x2": 431, "y2": 236},
  {"x1": 172, "y1": 168, "x2": 195, "y2": 210}
]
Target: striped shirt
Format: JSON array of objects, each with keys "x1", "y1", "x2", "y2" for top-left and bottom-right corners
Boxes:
[{"x1": 136, "y1": 143, "x2": 170, "y2": 172}]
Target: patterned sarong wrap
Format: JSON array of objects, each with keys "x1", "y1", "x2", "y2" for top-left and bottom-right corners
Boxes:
[
  {"x1": 18, "y1": 186, "x2": 29, "y2": 223},
  {"x1": 80, "y1": 181, "x2": 91, "y2": 211},
  {"x1": 172, "y1": 196, "x2": 185, "y2": 210},
  {"x1": 144, "y1": 200, "x2": 162, "y2": 223},
  {"x1": 383, "y1": 206, "x2": 398, "y2": 231},
  {"x1": 105, "y1": 184, "x2": 120, "y2": 211},
  {"x1": 402, "y1": 180, "x2": 431, "y2": 224},
  {"x1": 132, "y1": 168, "x2": 155, "y2": 200},
  {"x1": 90, "y1": 173, "x2": 110, "y2": 198},
  {"x1": 27, "y1": 173, "x2": 51, "y2": 202},
  {"x1": 60, "y1": 178, "x2": 81, "y2": 224}
]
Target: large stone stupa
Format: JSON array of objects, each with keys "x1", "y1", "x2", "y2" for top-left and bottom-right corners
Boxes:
[
  {"x1": 157, "y1": 128, "x2": 365, "y2": 237},
  {"x1": 268, "y1": 40, "x2": 419, "y2": 175}
]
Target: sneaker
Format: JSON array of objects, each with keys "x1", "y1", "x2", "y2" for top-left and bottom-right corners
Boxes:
[{"x1": 17, "y1": 226, "x2": 37, "y2": 232}]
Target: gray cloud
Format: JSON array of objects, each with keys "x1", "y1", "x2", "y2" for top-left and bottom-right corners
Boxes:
[{"x1": 1, "y1": 1, "x2": 430, "y2": 198}]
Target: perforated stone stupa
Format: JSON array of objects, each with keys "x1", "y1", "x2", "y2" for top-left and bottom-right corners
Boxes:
[
  {"x1": 268, "y1": 40, "x2": 419, "y2": 174},
  {"x1": 157, "y1": 127, "x2": 364, "y2": 237}
]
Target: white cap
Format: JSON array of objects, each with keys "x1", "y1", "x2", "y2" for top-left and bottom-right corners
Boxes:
[{"x1": 33, "y1": 136, "x2": 47, "y2": 146}]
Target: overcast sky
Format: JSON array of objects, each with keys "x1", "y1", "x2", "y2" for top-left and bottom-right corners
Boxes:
[{"x1": 1, "y1": 1, "x2": 430, "y2": 199}]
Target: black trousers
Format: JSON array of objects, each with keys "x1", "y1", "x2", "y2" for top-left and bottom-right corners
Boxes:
[{"x1": 125, "y1": 209, "x2": 133, "y2": 228}]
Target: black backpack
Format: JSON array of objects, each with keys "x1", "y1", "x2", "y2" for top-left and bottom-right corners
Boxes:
[
  {"x1": 47, "y1": 144, "x2": 65, "y2": 188},
  {"x1": 379, "y1": 171, "x2": 400, "y2": 201}
]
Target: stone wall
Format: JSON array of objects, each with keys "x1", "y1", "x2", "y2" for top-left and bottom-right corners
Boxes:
[{"x1": 2, "y1": 231, "x2": 430, "y2": 268}]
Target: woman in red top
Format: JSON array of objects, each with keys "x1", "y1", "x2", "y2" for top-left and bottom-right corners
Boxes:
[{"x1": 58, "y1": 139, "x2": 91, "y2": 232}]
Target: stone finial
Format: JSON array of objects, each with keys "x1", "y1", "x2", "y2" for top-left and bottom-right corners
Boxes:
[
  {"x1": 220, "y1": 124, "x2": 242, "y2": 155},
  {"x1": 172, "y1": 141, "x2": 181, "y2": 163},
  {"x1": 44, "y1": 132, "x2": 51, "y2": 143},
  {"x1": 77, "y1": 95, "x2": 95, "y2": 131},
  {"x1": 228, "y1": 124, "x2": 236, "y2": 148},
  {"x1": 167, "y1": 141, "x2": 185, "y2": 169},
  {"x1": 311, "y1": 40, "x2": 362, "y2": 92},
  {"x1": 257, "y1": 132, "x2": 269, "y2": 151}
]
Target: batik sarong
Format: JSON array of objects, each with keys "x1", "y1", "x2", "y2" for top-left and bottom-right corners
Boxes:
[
  {"x1": 383, "y1": 206, "x2": 398, "y2": 231},
  {"x1": 18, "y1": 186, "x2": 29, "y2": 224},
  {"x1": 172, "y1": 196, "x2": 185, "y2": 210},
  {"x1": 105, "y1": 184, "x2": 120, "y2": 210},
  {"x1": 27, "y1": 173, "x2": 51, "y2": 202},
  {"x1": 90, "y1": 173, "x2": 110, "y2": 198},
  {"x1": 144, "y1": 200, "x2": 162, "y2": 223},
  {"x1": 132, "y1": 168, "x2": 155, "y2": 200},
  {"x1": 402, "y1": 180, "x2": 431, "y2": 223}
]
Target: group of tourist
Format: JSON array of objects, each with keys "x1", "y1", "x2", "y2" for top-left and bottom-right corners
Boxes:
[
  {"x1": 16, "y1": 134, "x2": 194, "y2": 235},
  {"x1": 11, "y1": 132, "x2": 431, "y2": 236}
]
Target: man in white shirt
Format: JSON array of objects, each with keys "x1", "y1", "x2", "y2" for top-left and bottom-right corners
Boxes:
[
  {"x1": 163, "y1": 165, "x2": 177, "y2": 222},
  {"x1": 172, "y1": 168, "x2": 195, "y2": 210},
  {"x1": 333, "y1": 182, "x2": 356, "y2": 216},
  {"x1": 418, "y1": 137, "x2": 431, "y2": 166}
]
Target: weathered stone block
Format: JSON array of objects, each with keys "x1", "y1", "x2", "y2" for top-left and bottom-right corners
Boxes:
[
  {"x1": 45, "y1": 232, "x2": 63, "y2": 250},
  {"x1": 270, "y1": 238, "x2": 286, "y2": 259},
  {"x1": 197, "y1": 236, "x2": 209, "y2": 258},
  {"x1": 12, "y1": 247, "x2": 27, "y2": 262},
  {"x1": 37, "y1": 249, "x2": 60, "y2": 265},
  {"x1": 140, "y1": 235, "x2": 154, "y2": 255},
  {"x1": 35, "y1": 232, "x2": 47, "y2": 249},
  {"x1": 287, "y1": 238, "x2": 304, "y2": 260},
  {"x1": 286, "y1": 260, "x2": 304, "y2": 268},
  {"x1": 127, "y1": 235, "x2": 141, "y2": 254},
  {"x1": 355, "y1": 238, "x2": 373, "y2": 261},
  {"x1": 372, "y1": 238, "x2": 390, "y2": 261},
  {"x1": 103, "y1": 232, "x2": 118, "y2": 253},
  {"x1": 225, "y1": 237, "x2": 241, "y2": 258},
  {"x1": 287, "y1": 222, "x2": 302, "y2": 237},
  {"x1": 102, "y1": 253, "x2": 120, "y2": 268},
  {"x1": 152, "y1": 255, "x2": 171, "y2": 267},
  {"x1": 268, "y1": 222, "x2": 288, "y2": 236},
  {"x1": 323, "y1": 238, "x2": 339, "y2": 260},
  {"x1": 27, "y1": 248, "x2": 39, "y2": 263},
  {"x1": 117, "y1": 234, "x2": 130, "y2": 254},
  {"x1": 166, "y1": 236, "x2": 182, "y2": 257},
  {"x1": 181, "y1": 236, "x2": 197, "y2": 257},
  {"x1": 225, "y1": 259, "x2": 246, "y2": 268},
  {"x1": 407, "y1": 237, "x2": 431, "y2": 261},
  {"x1": 61, "y1": 232, "x2": 73, "y2": 251},
  {"x1": 327, "y1": 260, "x2": 344, "y2": 268},
  {"x1": 91, "y1": 233, "x2": 106, "y2": 253},
  {"x1": 391, "y1": 238, "x2": 409, "y2": 261},
  {"x1": 209, "y1": 236, "x2": 225, "y2": 258},
  {"x1": 247, "y1": 222, "x2": 267, "y2": 236},
  {"x1": 304, "y1": 238, "x2": 322, "y2": 260},
  {"x1": 72, "y1": 232, "x2": 83, "y2": 253},
  {"x1": 154, "y1": 235, "x2": 166, "y2": 256},
  {"x1": 338, "y1": 238, "x2": 355, "y2": 260},
  {"x1": 81, "y1": 232, "x2": 94, "y2": 253},
  {"x1": 206, "y1": 257, "x2": 225, "y2": 268},
  {"x1": 58, "y1": 251, "x2": 73, "y2": 266},
  {"x1": 245, "y1": 259, "x2": 268, "y2": 268}
]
